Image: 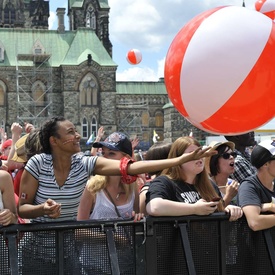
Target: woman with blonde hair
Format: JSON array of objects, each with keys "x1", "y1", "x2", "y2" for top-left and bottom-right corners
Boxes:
[
  {"x1": 77, "y1": 132, "x2": 140, "y2": 221},
  {"x1": 146, "y1": 136, "x2": 242, "y2": 221}
]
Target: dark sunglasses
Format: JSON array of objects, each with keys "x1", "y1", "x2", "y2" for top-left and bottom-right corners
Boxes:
[{"x1": 220, "y1": 152, "x2": 237, "y2": 159}]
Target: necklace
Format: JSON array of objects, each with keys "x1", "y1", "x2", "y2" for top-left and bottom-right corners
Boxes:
[{"x1": 116, "y1": 191, "x2": 125, "y2": 201}]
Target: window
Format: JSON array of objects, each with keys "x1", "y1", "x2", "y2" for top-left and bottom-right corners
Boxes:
[
  {"x1": 91, "y1": 117, "x2": 97, "y2": 137},
  {"x1": 0, "y1": 80, "x2": 6, "y2": 105},
  {"x1": 4, "y1": 2, "x2": 15, "y2": 25},
  {"x1": 32, "y1": 81, "x2": 45, "y2": 107},
  {"x1": 34, "y1": 48, "x2": 42, "y2": 55},
  {"x1": 82, "y1": 117, "x2": 88, "y2": 139},
  {"x1": 32, "y1": 39, "x2": 45, "y2": 55},
  {"x1": 141, "y1": 111, "x2": 149, "y2": 127},
  {"x1": 80, "y1": 73, "x2": 98, "y2": 106},
  {"x1": 86, "y1": 6, "x2": 96, "y2": 30},
  {"x1": 155, "y1": 111, "x2": 164, "y2": 127}
]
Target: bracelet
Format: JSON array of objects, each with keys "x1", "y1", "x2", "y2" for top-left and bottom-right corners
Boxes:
[{"x1": 120, "y1": 157, "x2": 137, "y2": 184}]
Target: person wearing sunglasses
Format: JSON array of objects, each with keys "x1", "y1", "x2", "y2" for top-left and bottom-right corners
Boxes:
[
  {"x1": 224, "y1": 132, "x2": 257, "y2": 183},
  {"x1": 205, "y1": 141, "x2": 240, "y2": 206},
  {"x1": 146, "y1": 136, "x2": 242, "y2": 221}
]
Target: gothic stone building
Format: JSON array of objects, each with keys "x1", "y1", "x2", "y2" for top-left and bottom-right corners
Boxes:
[{"x1": 0, "y1": 0, "x2": 210, "y2": 151}]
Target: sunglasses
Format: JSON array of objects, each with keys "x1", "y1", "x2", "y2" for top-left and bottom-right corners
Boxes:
[{"x1": 220, "y1": 152, "x2": 237, "y2": 159}]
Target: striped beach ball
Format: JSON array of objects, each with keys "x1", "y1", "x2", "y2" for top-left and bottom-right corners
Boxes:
[
  {"x1": 126, "y1": 49, "x2": 142, "y2": 65},
  {"x1": 164, "y1": 5, "x2": 275, "y2": 135},
  {"x1": 255, "y1": 0, "x2": 275, "y2": 19}
]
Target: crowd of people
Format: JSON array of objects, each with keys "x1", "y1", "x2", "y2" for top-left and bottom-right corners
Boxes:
[{"x1": 1, "y1": 116, "x2": 275, "y2": 272}]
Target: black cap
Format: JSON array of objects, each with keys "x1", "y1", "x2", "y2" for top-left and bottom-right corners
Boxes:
[
  {"x1": 93, "y1": 132, "x2": 132, "y2": 156},
  {"x1": 251, "y1": 140, "x2": 275, "y2": 169}
]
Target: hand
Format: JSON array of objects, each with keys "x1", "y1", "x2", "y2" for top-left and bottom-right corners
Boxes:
[
  {"x1": 131, "y1": 136, "x2": 140, "y2": 150},
  {"x1": 184, "y1": 146, "x2": 217, "y2": 162},
  {"x1": 0, "y1": 209, "x2": 17, "y2": 226},
  {"x1": 24, "y1": 122, "x2": 35, "y2": 133},
  {"x1": 131, "y1": 211, "x2": 144, "y2": 222},
  {"x1": 225, "y1": 205, "x2": 243, "y2": 221},
  {"x1": 225, "y1": 180, "x2": 239, "y2": 200},
  {"x1": 11, "y1": 122, "x2": 23, "y2": 137},
  {"x1": 43, "y1": 198, "x2": 61, "y2": 219},
  {"x1": 97, "y1": 126, "x2": 105, "y2": 140},
  {"x1": 193, "y1": 199, "x2": 218, "y2": 215}
]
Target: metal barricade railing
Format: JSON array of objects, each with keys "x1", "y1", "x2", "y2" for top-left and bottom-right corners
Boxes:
[{"x1": 0, "y1": 214, "x2": 275, "y2": 275}]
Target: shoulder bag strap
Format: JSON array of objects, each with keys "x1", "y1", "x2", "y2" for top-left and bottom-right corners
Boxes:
[{"x1": 104, "y1": 188, "x2": 122, "y2": 218}]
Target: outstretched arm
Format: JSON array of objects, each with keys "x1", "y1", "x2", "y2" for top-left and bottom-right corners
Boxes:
[{"x1": 94, "y1": 146, "x2": 217, "y2": 176}]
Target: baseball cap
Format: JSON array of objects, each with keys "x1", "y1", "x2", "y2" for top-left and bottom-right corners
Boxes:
[
  {"x1": 11, "y1": 134, "x2": 29, "y2": 163},
  {"x1": 251, "y1": 140, "x2": 275, "y2": 169},
  {"x1": 93, "y1": 132, "x2": 132, "y2": 156},
  {"x1": 2, "y1": 139, "x2": 12, "y2": 150}
]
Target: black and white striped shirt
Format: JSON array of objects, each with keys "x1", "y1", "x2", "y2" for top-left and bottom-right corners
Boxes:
[{"x1": 25, "y1": 153, "x2": 98, "y2": 223}]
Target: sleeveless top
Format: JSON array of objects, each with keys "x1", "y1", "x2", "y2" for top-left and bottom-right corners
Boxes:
[
  {"x1": 0, "y1": 191, "x2": 3, "y2": 210},
  {"x1": 90, "y1": 189, "x2": 135, "y2": 220}
]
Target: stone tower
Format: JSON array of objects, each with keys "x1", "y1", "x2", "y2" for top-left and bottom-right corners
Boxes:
[
  {"x1": 0, "y1": 0, "x2": 49, "y2": 29},
  {"x1": 67, "y1": 0, "x2": 113, "y2": 57}
]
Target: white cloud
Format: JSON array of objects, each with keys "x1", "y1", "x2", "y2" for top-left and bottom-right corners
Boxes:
[
  {"x1": 157, "y1": 57, "x2": 165, "y2": 79},
  {"x1": 48, "y1": 11, "x2": 56, "y2": 30},
  {"x1": 48, "y1": 0, "x2": 257, "y2": 81},
  {"x1": 116, "y1": 66, "x2": 159, "y2": 81},
  {"x1": 109, "y1": 0, "x2": 257, "y2": 81}
]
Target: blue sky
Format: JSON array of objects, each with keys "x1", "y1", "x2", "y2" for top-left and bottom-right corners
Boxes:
[
  {"x1": 49, "y1": 0, "x2": 275, "y2": 130},
  {"x1": 49, "y1": 0, "x2": 257, "y2": 81}
]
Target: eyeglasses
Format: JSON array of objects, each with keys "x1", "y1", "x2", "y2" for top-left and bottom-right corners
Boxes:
[{"x1": 220, "y1": 152, "x2": 237, "y2": 159}]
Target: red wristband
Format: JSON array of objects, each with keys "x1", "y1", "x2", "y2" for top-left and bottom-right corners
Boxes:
[{"x1": 120, "y1": 157, "x2": 138, "y2": 184}]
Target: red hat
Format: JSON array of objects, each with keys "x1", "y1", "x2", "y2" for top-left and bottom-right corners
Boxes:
[{"x1": 2, "y1": 139, "x2": 12, "y2": 150}]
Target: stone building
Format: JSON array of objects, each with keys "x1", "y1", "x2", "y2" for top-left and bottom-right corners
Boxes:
[{"x1": 0, "y1": 0, "x2": 209, "y2": 151}]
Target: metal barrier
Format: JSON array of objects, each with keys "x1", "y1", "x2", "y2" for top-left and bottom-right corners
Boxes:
[{"x1": 0, "y1": 214, "x2": 275, "y2": 275}]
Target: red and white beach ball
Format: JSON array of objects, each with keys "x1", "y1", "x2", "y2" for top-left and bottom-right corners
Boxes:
[
  {"x1": 126, "y1": 49, "x2": 142, "y2": 65},
  {"x1": 164, "y1": 5, "x2": 275, "y2": 135},
  {"x1": 255, "y1": 0, "x2": 275, "y2": 20}
]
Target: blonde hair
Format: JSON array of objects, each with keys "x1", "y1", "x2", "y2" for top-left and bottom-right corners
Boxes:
[
  {"x1": 86, "y1": 175, "x2": 134, "y2": 198},
  {"x1": 161, "y1": 136, "x2": 224, "y2": 212}
]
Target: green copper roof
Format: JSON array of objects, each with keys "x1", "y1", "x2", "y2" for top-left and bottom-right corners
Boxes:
[
  {"x1": 116, "y1": 80, "x2": 167, "y2": 95},
  {"x1": 0, "y1": 28, "x2": 116, "y2": 67},
  {"x1": 163, "y1": 101, "x2": 173, "y2": 109}
]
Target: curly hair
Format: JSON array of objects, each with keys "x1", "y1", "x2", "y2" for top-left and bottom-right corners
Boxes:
[{"x1": 39, "y1": 116, "x2": 66, "y2": 154}]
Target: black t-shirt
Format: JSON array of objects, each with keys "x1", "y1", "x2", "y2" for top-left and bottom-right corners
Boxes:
[
  {"x1": 238, "y1": 175, "x2": 275, "y2": 208},
  {"x1": 145, "y1": 175, "x2": 201, "y2": 205}
]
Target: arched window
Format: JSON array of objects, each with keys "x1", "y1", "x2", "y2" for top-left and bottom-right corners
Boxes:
[
  {"x1": 80, "y1": 73, "x2": 98, "y2": 106},
  {"x1": 32, "y1": 81, "x2": 45, "y2": 107},
  {"x1": 4, "y1": 1, "x2": 15, "y2": 25},
  {"x1": 0, "y1": 80, "x2": 6, "y2": 106},
  {"x1": 82, "y1": 117, "x2": 88, "y2": 139},
  {"x1": 155, "y1": 111, "x2": 164, "y2": 127},
  {"x1": 91, "y1": 117, "x2": 97, "y2": 137},
  {"x1": 141, "y1": 111, "x2": 149, "y2": 127},
  {"x1": 86, "y1": 6, "x2": 96, "y2": 30}
]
